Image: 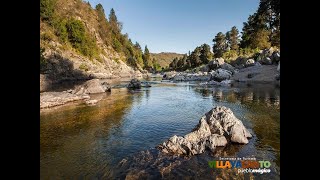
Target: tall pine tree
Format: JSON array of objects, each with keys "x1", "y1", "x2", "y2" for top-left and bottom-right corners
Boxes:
[{"x1": 213, "y1": 32, "x2": 227, "y2": 58}]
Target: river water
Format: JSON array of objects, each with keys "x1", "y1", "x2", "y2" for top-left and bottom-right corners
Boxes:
[{"x1": 40, "y1": 79, "x2": 280, "y2": 179}]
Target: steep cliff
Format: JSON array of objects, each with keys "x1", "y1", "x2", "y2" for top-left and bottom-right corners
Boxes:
[{"x1": 40, "y1": 0, "x2": 144, "y2": 91}]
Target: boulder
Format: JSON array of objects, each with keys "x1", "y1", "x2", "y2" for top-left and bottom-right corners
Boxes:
[
  {"x1": 260, "y1": 57, "x2": 272, "y2": 65},
  {"x1": 173, "y1": 75, "x2": 185, "y2": 81},
  {"x1": 205, "y1": 106, "x2": 252, "y2": 143},
  {"x1": 212, "y1": 69, "x2": 232, "y2": 82},
  {"x1": 245, "y1": 59, "x2": 255, "y2": 67},
  {"x1": 231, "y1": 57, "x2": 247, "y2": 67},
  {"x1": 208, "y1": 60, "x2": 219, "y2": 70},
  {"x1": 127, "y1": 78, "x2": 141, "y2": 89},
  {"x1": 162, "y1": 72, "x2": 176, "y2": 80},
  {"x1": 254, "y1": 62, "x2": 262, "y2": 66},
  {"x1": 272, "y1": 51, "x2": 280, "y2": 63},
  {"x1": 208, "y1": 58, "x2": 224, "y2": 70},
  {"x1": 216, "y1": 58, "x2": 225, "y2": 66},
  {"x1": 73, "y1": 79, "x2": 111, "y2": 94},
  {"x1": 200, "y1": 64, "x2": 210, "y2": 72},
  {"x1": 158, "y1": 106, "x2": 251, "y2": 155},
  {"x1": 220, "y1": 63, "x2": 235, "y2": 74}
]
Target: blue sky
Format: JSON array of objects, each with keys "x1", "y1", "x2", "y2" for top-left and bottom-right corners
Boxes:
[{"x1": 88, "y1": 0, "x2": 259, "y2": 54}]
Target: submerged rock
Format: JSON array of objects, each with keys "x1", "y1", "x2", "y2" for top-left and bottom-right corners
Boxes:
[
  {"x1": 128, "y1": 79, "x2": 141, "y2": 89},
  {"x1": 158, "y1": 106, "x2": 252, "y2": 155}
]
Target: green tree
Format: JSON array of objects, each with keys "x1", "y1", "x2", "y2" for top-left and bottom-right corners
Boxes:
[
  {"x1": 66, "y1": 19, "x2": 86, "y2": 46},
  {"x1": 169, "y1": 57, "x2": 178, "y2": 70},
  {"x1": 40, "y1": 0, "x2": 55, "y2": 22},
  {"x1": 66, "y1": 19, "x2": 97, "y2": 58},
  {"x1": 227, "y1": 26, "x2": 240, "y2": 51},
  {"x1": 250, "y1": 29, "x2": 271, "y2": 49},
  {"x1": 213, "y1": 32, "x2": 227, "y2": 58},
  {"x1": 199, "y1": 43, "x2": 212, "y2": 64},
  {"x1": 109, "y1": 8, "x2": 121, "y2": 32},
  {"x1": 240, "y1": 0, "x2": 280, "y2": 49},
  {"x1": 95, "y1": 3, "x2": 105, "y2": 17},
  {"x1": 189, "y1": 47, "x2": 201, "y2": 67},
  {"x1": 134, "y1": 42, "x2": 141, "y2": 50},
  {"x1": 143, "y1": 45, "x2": 150, "y2": 69}
]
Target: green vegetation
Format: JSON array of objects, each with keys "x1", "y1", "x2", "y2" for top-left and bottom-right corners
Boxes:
[
  {"x1": 79, "y1": 63, "x2": 89, "y2": 71},
  {"x1": 40, "y1": 0, "x2": 145, "y2": 70},
  {"x1": 169, "y1": 44, "x2": 213, "y2": 71},
  {"x1": 150, "y1": 52, "x2": 184, "y2": 69},
  {"x1": 142, "y1": 46, "x2": 150, "y2": 69},
  {"x1": 65, "y1": 19, "x2": 98, "y2": 58},
  {"x1": 212, "y1": 32, "x2": 227, "y2": 58},
  {"x1": 40, "y1": 0, "x2": 55, "y2": 22},
  {"x1": 168, "y1": 0, "x2": 280, "y2": 71}
]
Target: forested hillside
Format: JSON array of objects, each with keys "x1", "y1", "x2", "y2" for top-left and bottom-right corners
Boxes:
[{"x1": 40, "y1": 0, "x2": 152, "y2": 83}]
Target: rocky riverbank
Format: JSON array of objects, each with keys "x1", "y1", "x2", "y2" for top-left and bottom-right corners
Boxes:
[
  {"x1": 162, "y1": 47, "x2": 280, "y2": 86},
  {"x1": 40, "y1": 79, "x2": 111, "y2": 109}
]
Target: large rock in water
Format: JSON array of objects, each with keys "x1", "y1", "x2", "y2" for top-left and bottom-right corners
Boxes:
[
  {"x1": 73, "y1": 79, "x2": 111, "y2": 94},
  {"x1": 82, "y1": 79, "x2": 110, "y2": 94},
  {"x1": 211, "y1": 69, "x2": 232, "y2": 82},
  {"x1": 205, "y1": 106, "x2": 252, "y2": 143},
  {"x1": 128, "y1": 78, "x2": 141, "y2": 89},
  {"x1": 220, "y1": 63, "x2": 235, "y2": 74},
  {"x1": 158, "y1": 106, "x2": 252, "y2": 155}
]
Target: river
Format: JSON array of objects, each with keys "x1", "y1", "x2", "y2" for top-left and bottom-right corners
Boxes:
[{"x1": 40, "y1": 79, "x2": 280, "y2": 179}]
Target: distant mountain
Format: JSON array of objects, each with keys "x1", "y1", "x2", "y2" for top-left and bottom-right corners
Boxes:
[{"x1": 150, "y1": 52, "x2": 185, "y2": 68}]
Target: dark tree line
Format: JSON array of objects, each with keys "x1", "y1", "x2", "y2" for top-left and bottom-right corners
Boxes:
[
  {"x1": 212, "y1": 0, "x2": 280, "y2": 58},
  {"x1": 169, "y1": 43, "x2": 213, "y2": 71}
]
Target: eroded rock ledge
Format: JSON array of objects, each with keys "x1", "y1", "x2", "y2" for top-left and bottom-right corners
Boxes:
[{"x1": 157, "y1": 106, "x2": 252, "y2": 155}]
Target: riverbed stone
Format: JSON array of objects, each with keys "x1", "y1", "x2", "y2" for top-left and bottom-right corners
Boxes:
[
  {"x1": 128, "y1": 78, "x2": 141, "y2": 89},
  {"x1": 211, "y1": 69, "x2": 232, "y2": 82},
  {"x1": 220, "y1": 63, "x2": 235, "y2": 74},
  {"x1": 158, "y1": 106, "x2": 252, "y2": 155}
]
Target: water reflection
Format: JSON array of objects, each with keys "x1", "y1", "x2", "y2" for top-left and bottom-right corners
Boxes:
[
  {"x1": 40, "y1": 82, "x2": 280, "y2": 179},
  {"x1": 40, "y1": 89, "x2": 142, "y2": 179},
  {"x1": 192, "y1": 83, "x2": 280, "y2": 169}
]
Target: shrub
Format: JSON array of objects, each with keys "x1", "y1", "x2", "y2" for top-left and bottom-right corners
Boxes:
[
  {"x1": 41, "y1": 31, "x2": 55, "y2": 41},
  {"x1": 112, "y1": 38, "x2": 122, "y2": 52},
  {"x1": 52, "y1": 18, "x2": 68, "y2": 42},
  {"x1": 79, "y1": 63, "x2": 89, "y2": 71},
  {"x1": 222, "y1": 50, "x2": 238, "y2": 63},
  {"x1": 40, "y1": 0, "x2": 55, "y2": 21},
  {"x1": 65, "y1": 18, "x2": 98, "y2": 59},
  {"x1": 66, "y1": 19, "x2": 86, "y2": 46}
]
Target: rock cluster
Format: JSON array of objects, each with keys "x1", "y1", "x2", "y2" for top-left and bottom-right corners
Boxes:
[
  {"x1": 158, "y1": 106, "x2": 252, "y2": 155},
  {"x1": 127, "y1": 79, "x2": 142, "y2": 89},
  {"x1": 40, "y1": 79, "x2": 111, "y2": 109}
]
